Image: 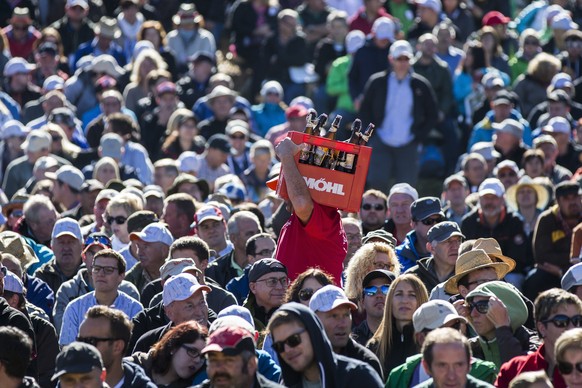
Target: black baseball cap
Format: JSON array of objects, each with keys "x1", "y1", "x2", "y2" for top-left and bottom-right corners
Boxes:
[
  {"x1": 427, "y1": 221, "x2": 465, "y2": 243},
  {"x1": 52, "y1": 342, "x2": 104, "y2": 381},
  {"x1": 249, "y1": 258, "x2": 287, "y2": 282},
  {"x1": 362, "y1": 269, "x2": 396, "y2": 288},
  {"x1": 207, "y1": 134, "x2": 232, "y2": 154},
  {"x1": 411, "y1": 197, "x2": 444, "y2": 221}
]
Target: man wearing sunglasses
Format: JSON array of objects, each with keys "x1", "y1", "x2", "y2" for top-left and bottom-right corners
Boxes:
[
  {"x1": 309, "y1": 285, "x2": 384, "y2": 380},
  {"x1": 465, "y1": 280, "x2": 539, "y2": 371},
  {"x1": 396, "y1": 196, "x2": 445, "y2": 272},
  {"x1": 387, "y1": 300, "x2": 497, "y2": 388},
  {"x1": 461, "y1": 178, "x2": 528, "y2": 286},
  {"x1": 353, "y1": 269, "x2": 395, "y2": 346},
  {"x1": 496, "y1": 288, "x2": 582, "y2": 388},
  {"x1": 60, "y1": 249, "x2": 143, "y2": 346},
  {"x1": 268, "y1": 303, "x2": 383, "y2": 387}
]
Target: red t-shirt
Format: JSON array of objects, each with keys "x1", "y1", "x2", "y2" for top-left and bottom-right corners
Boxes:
[{"x1": 275, "y1": 202, "x2": 347, "y2": 286}]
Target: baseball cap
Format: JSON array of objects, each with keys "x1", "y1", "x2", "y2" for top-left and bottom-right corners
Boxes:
[
  {"x1": 443, "y1": 174, "x2": 468, "y2": 190},
  {"x1": 189, "y1": 51, "x2": 215, "y2": 65},
  {"x1": 162, "y1": 273, "x2": 211, "y2": 306},
  {"x1": 478, "y1": 178, "x2": 505, "y2": 197},
  {"x1": 129, "y1": 222, "x2": 174, "y2": 246},
  {"x1": 388, "y1": 182, "x2": 419, "y2": 202},
  {"x1": 555, "y1": 181, "x2": 582, "y2": 198},
  {"x1": 156, "y1": 81, "x2": 177, "y2": 96},
  {"x1": 67, "y1": 0, "x2": 89, "y2": 8},
  {"x1": 216, "y1": 305, "x2": 255, "y2": 329},
  {"x1": 543, "y1": 116, "x2": 571, "y2": 135},
  {"x1": 43, "y1": 75, "x2": 65, "y2": 91},
  {"x1": 45, "y1": 165, "x2": 84, "y2": 191},
  {"x1": 225, "y1": 120, "x2": 249, "y2": 137},
  {"x1": 389, "y1": 40, "x2": 414, "y2": 59},
  {"x1": 52, "y1": 342, "x2": 104, "y2": 381},
  {"x1": 362, "y1": 230, "x2": 397, "y2": 247},
  {"x1": 481, "y1": 73, "x2": 504, "y2": 89},
  {"x1": 210, "y1": 316, "x2": 255, "y2": 334},
  {"x1": 81, "y1": 179, "x2": 103, "y2": 193},
  {"x1": 1, "y1": 120, "x2": 29, "y2": 139},
  {"x1": 492, "y1": 119, "x2": 524, "y2": 139},
  {"x1": 551, "y1": 12, "x2": 578, "y2": 30},
  {"x1": 285, "y1": 105, "x2": 308, "y2": 119},
  {"x1": 248, "y1": 258, "x2": 287, "y2": 283},
  {"x1": 426, "y1": 221, "x2": 464, "y2": 243},
  {"x1": 470, "y1": 142, "x2": 501, "y2": 160},
  {"x1": 413, "y1": 300, "x2": 467, "y2": 332},
  {"x1": 4, "y1": 57, "x2": 35, "y2": 77},
  {"x1": 492, "y1": 90, "x2": 513, "y2": 106},
  {"x1": 201, "y1": 326, "x2": 256, "y2": 356},
  {"x1": 51, "y1": 218, "x2": 82, "y2": 241},
  {"x1": 4, "y1": 271, "x2": 23, "y2": 294},
  {"x1": 551, "y1": 73, "x2": 573, "y2": 90},
  {"x1": 100, "y1": 133, "x2": 124, "y2": 159},
  {"x1": 547, "y1": 90, "x2": 571, "y2": 105},
  {"x1": 260, "y1": 81, "x2": 283, "y2": 98},
  {"x1": 21, "y1": 130, "x2": 51, "y2": 153},
  {"x1": 218, "y1": 182, "x2": 246, "y2": 202},
  {"x1": 159, "y1": 258, "x2": 197, "y2": 280},
  {"x1": 416, "y1": 0, "x2": 442, "y2": 13},
  {"x1": 37, "y1": 42, "x2": 58, "y2": 56},
  {"x1": 533, "y1": 134, "x2": 557, "y2": 148},
  {"x1": 177, "y1": 151, "x2": 200, "y2": 173},
  {"x1": 346, "y1": 30, "x2": 366, "y2": 54},
  {"x1": 193, "y1": 205, "x2": 224, "y2": 227},
  {"x1": 372, "y1": 17, "x2": 395, "y2": 41},
  {"x1": 207, "y1": 134, "x2": 232, "y2": 153},
  {"x1": 482, "y1": 11, "x2": 510, "y2": 26},
  {"x1": 362, "y1": 269, "x2": 396, "y2": 288},
  {"x1": 410, "y1": 197, "x2": 443, "y2": 221},
  {"x1": 562, "y1": 262, "x2": 582, "y2": 292},
  {"x1": 309, "y1": 285, "x2": 357, "y2": 312},
  {"x1": 493, "y1": 160, "x2": 519, "y2": 177},
  {"x1": 95, "y1": 188, "x2": 117, "y2": 203}
]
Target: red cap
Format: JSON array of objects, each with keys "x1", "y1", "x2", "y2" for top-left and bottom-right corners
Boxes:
[
  {"x1": 482, "y1": 11, "x2": 510, "y2": 26},
  {"x1": 202, "y1": 326, "x2": 256, "y2": 355},
  {"x1": 285, "y1": 105, "x2": 308, "y2": 119},
  {"x1": 156, "y1": 81, "x2": 177, "y2": 95}
]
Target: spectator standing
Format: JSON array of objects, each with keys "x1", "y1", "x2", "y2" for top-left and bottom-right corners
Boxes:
[{"x1": 2, "y1": 8, "x2": 40, "y2": 61}]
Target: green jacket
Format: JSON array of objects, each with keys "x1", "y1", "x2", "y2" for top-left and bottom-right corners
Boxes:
[
  {"x1": 326, "y1": 55, "x2": 355, "y2": 112},
  {"x1": 385, "y1": 354, "x2": 497, "y2": 388},
  {"x1": 413, "y1": 374, "x2": 495, "y2": 388}
]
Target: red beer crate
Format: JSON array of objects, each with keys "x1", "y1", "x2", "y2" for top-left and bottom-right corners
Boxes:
[{"x1": 276, "y1": 131, "x2": 372, "y2": 213}]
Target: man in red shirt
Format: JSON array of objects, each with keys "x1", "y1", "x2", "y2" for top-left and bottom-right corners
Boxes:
[{"x1": 273, "y1": 137, "x2": 347, "y2": 285}]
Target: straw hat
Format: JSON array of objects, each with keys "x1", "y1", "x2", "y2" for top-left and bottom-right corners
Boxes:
[
  {"x1": 2, "y1": 193, "x2": 29, "y2": 217},
  {"x1": 95, "y1": 17, "x2": 121, "y2": 40},
  {"x1": 444, "y1": 249, "x2": 512, "y2": 294},
  {"x1": 0, "y1": 231, "x2": 38, "y2": 269},
  {"x1": 505, "y1": 176, "x2": 550, "y2": 211},
  {"x1": 472, "y1": 238, "x2": 517, "y2": 272}
]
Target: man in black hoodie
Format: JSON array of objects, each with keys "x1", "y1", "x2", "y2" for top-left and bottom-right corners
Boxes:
[
  {"x1": 267, "y1": 302, "x2": 383, "y2": 388},
  {"x1": 78, "y1": 305, "x2": 156, "y2": 388}
]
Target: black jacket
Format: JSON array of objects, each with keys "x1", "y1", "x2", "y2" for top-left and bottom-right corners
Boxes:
[
  {"x1": 128, "y1": 301, "x2": 169, "y2": 356},
  {"x1": 470, "y1": 325, "x2": 540, "y2": 366},
  {"x1": 0, "y1": 298, "x2": 37, "y2": 380},
  {"x1": 194, "y1": 373, "x2": 285, "y2": 388},
  {"x1": 406, "y1": 256, "x2": 454, "y2": 294},
  {"x1": 205, "y1": 251, "x2": 238, "y2": 288},
  {"x1": 367, "y1": 320, "x2": 417, "y2": 377},
  {"x1": 121, "y1": 359, "x2": 156, "y2": 388},
  {"x1": 359, "y1": 70, "x2": 438, "y2": 145},
  {"x1": 340, "y1": 338, "x2": 384, "y2": 381},
  {"x1": 277, "y1": 303, "x2": 383, "y2": 388}
]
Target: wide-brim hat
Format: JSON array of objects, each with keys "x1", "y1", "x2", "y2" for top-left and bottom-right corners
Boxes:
[
  {"x1": 505, "y1": 176, "x2": 550, "y2": 211},
  {"x1": 472, "y1": 238, "x2": 517, "y2": 272},
  {"x1": 444, "y1": 249, "x2": 512, "y2": 294},
  {"x1": 95, "y1": 17, "x2": 122, "y2": 40},
  {"x1": 172, "y1": 3, "x2": 202, "y2": 26},
  {"x1": 207, "y1": 85, "x2": 237, "y2": 103},
  {"x1": 2, "y1": 193, "x2": 28, "y2": 216}
]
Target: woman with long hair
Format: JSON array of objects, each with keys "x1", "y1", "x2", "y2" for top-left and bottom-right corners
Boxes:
[
  {"x1": 137, "y1": 20, "x2": 177, "y2": 76},
  {"x1": 366, "y1": 274, "x2": 428, "y2": 376},
  {"x1": 123, "y1": 48, "x2": 167, "y2": 113},
  {"x1": 285, "y1": 268, "x2": 335, "y2": 306},
  {"x1": 479, "y1": 27, "x2": 511, "y2": 76},
  {"x1": 160, "y1": 108, "x2": 206, "y2": 160}
]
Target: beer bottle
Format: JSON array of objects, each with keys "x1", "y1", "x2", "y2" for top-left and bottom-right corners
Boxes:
[
  {"x1": 307, "y1": 114, "x2": 328, "y2": 164},
  {"x1": 298, "y1": 109, "x2": 317, "y2": 164},
  {"x1": 358, "y1": 123, "x2": 375, "y2": 145},
  {"x1": 335, "y1": 119, "x2": 362, "y2": 173},
  {"x1": 313, "y1": 114, "x2": 341, "y2": 167}
]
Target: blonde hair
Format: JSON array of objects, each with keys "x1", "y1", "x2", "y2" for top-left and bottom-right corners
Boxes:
[
  {"x1": 344, "y1": 242, "x2": 401, "y2": 302},
  {"x1": 527, "y1": 52, "x2": 561, "y2": 84},
  {"x1": 106, "y1": 193, "x2": 143, "y2": 217},
  {"x1": 43, "y1": 123, "x2": 81, "y2": 156},
  {"x1": 130, "y1": 48, "x2": 167, "y2": 84},
  {"x1": 93, "y1": 157, "x2": 120, "y2": 184},
  {"x1": 555, "y1": 328, "x2": 582, "y2": 363},
  {"x1": 368, "y1": 274, "x2": 428, "y2": 368}
]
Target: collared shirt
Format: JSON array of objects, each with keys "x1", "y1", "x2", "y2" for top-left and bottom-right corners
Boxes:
[
  {"x1": 59, "y1": 291, "x2": 143, "y2": 345},
  {"x1": 379, "y1": 72, "x2": 414, "y2": 147},
  {"x1": 230, "y1": 256, "x2": 245, "y2": 277},
  {"x1": 210, "y1": 241, "x2": 234, "y2": 263}
]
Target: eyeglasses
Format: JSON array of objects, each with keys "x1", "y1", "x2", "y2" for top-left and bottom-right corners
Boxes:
[
  {"x1": 363, "y1": 285, "x2": 390, "y2": 297},
  {"x1": 92, "y1": 265, "x2": 118, "y2": 275},
  {"x1": 106, "y1": 215, "x2": 127, "y2": 225},
  {"x1": 298, "y1": 288, "x2": 315, "y2": 302},
  {"x1": 467, "y1": 300, "x2": 489, "y2": 314},
  {"x1": 255, "y1": 277, "x2": 288, "y2": 288},
  {"x1": 542, "y1": 314, "x2": 582, "y2": 328},
  {"x1": 229, "y1": 134, "x2": 246, "y2": 140},
  {"x1": 420, "y1": 217, "x2": 444, "y2": 226},
  {"x1": 76, "y1": 336, "x2": 118, "y2": 346},
  {"x1": 362, "y1": 203, "x2": 385, "y2": 211},
  {"x1": 181, "y1": 345, "x2": 201, "y2": 360},
  {"x1": 373, "y1": 262, "x2": 392, "y2": 270},
  {"x1": 85, "y1": 234, "x2": 112, "y2": 247},
  {"x1": 255, "y1": 248, "x2": 275, "y2": 257},
  {"x1": 465, "y1": 278, "x2": 497, "y2": 288},
  {"x1": 272, "y1": 329, "x2": 306, "y2": 353},
  {"x1": 558, "y1": 361, "x2": 582, "y2": 375}
]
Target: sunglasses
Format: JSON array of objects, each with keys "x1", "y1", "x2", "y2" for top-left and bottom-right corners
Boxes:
[
  {"x1": 92, "y1": 265, "x2": 118, "y2": 275},
  {"x1": 467, "y1": 300, "x2": 489, "y2": 314},
  {"x1": 542, "y1": 314, "x2": 582, "y2": 328},
  {"x1": 272, "y1": 329, "x2": 306, "y2": 353},
  {"x1": 9, "y1": 209, "x2": 23, "y2": 218},
  {"x1": 362, "y1": 203, "x2": 385, "y2": 211},
  {"x1": 298, "y1": 288, "x2": 315, "y2": 302},
  {"x1": 85, "y1": 234, "x2": 112, "y2": 247},
  {"x1": 558, "y1": 361, "x2": 582, "y2": 375},
  {"x1": 76, "y1": 336, "x2": 118, "y2": 346},
  {"x1": 465, "y1": 278, "x2": 497, "y2": 288},
  {"x1": 181, "y1": 345, "x2": 201, "y2": 359},
  {"x1": 420, "y1": 217, "x2": 444, "y2": 226},
  {"x1": 106, "y1": 216, "x2": 127, "y2": 225},
  {"x1": 363, "y1": 285, "x2": 390, "y2": 297},
  {"x1": 229, "y1": 134, "x2": 246, "y2": 140}
]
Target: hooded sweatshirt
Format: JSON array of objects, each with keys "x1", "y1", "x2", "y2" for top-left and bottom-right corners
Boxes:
[
  {"x1": 466, "y1": 281, "x2": 539, "y2": 369},
  {"x1": 276, "y1": 303, "x2": 383, "y2": 388}
]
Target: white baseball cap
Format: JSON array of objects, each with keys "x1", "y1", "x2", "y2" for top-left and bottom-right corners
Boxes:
[
  {"x1": 46, "y1": 165, "x2": 85, "y2": 191},
  {"x1": 1, "y1": 120, "x2": 29, "y2": 139},
  {"x1": 52, "y1": 218, "x2": 83, "y2": 241},
  {"x1": 346, "y1": 30, "x2": 366, "y2": 54},
  {"x1": 159, "y1": 257, "x2": 197, "y2": 280},
  {"x1": 413, "y1": 300, "x2": 467, "y2": 332},
  {"x1": 178, "y1": 151, "x2": 200, "y2": 173},
  {"x1": 478, "y1": 178, "x2": 505, "y2": 197},
  {"x1": 388, "y1": 182, "x2": 419, "y2": 202},
  {"x1": 4, "y1": 271, "x2": 24, "y2": 294},
  {"x1": 309, "y1": 285, "x2": 357, "y2": 313},
  {"x1": 162, "y1": 273, "x2": 210, "y2": 306},
  {"x1": 562, "y1": 262, "x2": 582, "y2": 292},
  {"x1": 389, "y1": 40, "x2": 414, "y2": 59},
  {"x1": 21, "y1": 131, "x2": 51, "y2": 153},
  {"x1": 129, "y1": 222, "x2": 174, "y2": 246},
  {"x1": 372, "y1": 17, "x2": 395, "y2": 42},
  {"x1": 416, "y1": 0, "x2": 442, "y2": 13},
  {"x1": 543, "y1": 116, "x2": 571, "y2": 134},
  {"x1": 4, "y1": 57, "x2": 35, "y2": 77}
]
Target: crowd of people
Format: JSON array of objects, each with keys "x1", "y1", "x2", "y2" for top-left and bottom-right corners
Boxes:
[{"x1": 0, "y1": 0, "x2": 581, "y2": 387}]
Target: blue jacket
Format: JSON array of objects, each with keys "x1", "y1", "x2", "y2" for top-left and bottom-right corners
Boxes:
[
  {"x1": 467, "y1": 109, "x2": 532, "y2": 151},
  {"x1": 24, "y1": 274, "x2": 54, "y2": 318},
  {"x1": 395, "y1": 231, "x2": 430, "y2": 272},
  {"x1": 72, "y1": 38, "x2": 127, "y2": 71},
  {"x1": 251, "y1": 103, "x2": 286, "y2": 137},
  {"x1": 121, "y1": 359, "x2": 156, "y2": 388},
  {"x1": 25, "y1": 237, "x2": 55, "y2": 275},
  {"x1": 226, "y1": 266, "x2": 250, "y2": 305}
]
